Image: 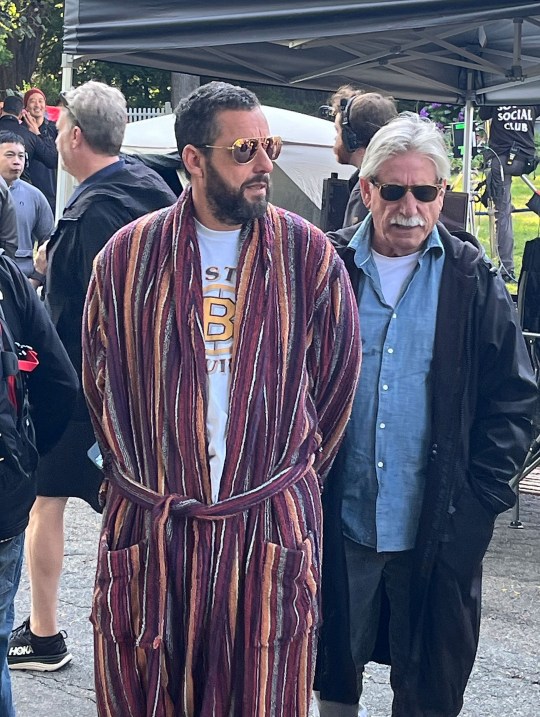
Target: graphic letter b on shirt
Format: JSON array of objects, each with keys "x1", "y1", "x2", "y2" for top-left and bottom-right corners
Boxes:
[{"x1": 203, "y1": 296, "x2": 235, "y2": 342}]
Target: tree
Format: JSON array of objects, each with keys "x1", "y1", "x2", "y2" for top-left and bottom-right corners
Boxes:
[
  {"x1": 0, "y1": 1, "x2": 56, "y2": 91},
  {"x1": 1, "y1": 1, "x2": 362, "y2": 115}
]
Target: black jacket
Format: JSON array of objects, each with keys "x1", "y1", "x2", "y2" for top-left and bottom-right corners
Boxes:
[
  {"x1": 27, "y1": 118, "x2": 58, "y2": 212},
  {"x1": 0, "y1": 255, "x2": 78, "y2": 540},
  {"x1": 314, "y1": 224, "x2": 537, "y2": 715},
  {"x1": 44, "y1": 158, "x2": 176, "y2": 381},
  {"x1": 0, "y1": 114, "x2": 57, "y2": 184},
  {"x1": 342, "y1": 169, "x2": 369, "y2": 228}
]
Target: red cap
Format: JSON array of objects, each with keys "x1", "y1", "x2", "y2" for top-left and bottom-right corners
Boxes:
[{"x1": 23, "y1": 88, "x2": 46, "y2": 107}]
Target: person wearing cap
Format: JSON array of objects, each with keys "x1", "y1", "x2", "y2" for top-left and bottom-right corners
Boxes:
[
  {"x1": 22, "y1": 89, "x2": 58, "y2": 213},
  {"x1": 0, "y1": 95, "x2": 57, "y2": 189}
]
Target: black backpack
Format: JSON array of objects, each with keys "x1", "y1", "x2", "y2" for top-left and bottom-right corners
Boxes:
[{"x1": 0, "y1": 297, "x2": 39, "y2": 483}]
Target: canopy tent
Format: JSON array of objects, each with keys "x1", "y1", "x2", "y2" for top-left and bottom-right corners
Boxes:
[
  {"x1": 59, "y1": 1, "x2": 540, "y2": 223},
  {"x1": 121, "y1": 105, "x2": 353, "y2": 226},
  {"x1": 63, "y1": 1, "x2": 540, "y2": 104}
]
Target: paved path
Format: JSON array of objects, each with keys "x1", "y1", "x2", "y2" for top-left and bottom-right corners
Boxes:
[{"x1": 11, "y1": 494, "x2": 540, "y2": 716}]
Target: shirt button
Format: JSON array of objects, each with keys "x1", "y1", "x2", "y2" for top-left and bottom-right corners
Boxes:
[
  {"x1": 382, "y1": 384, "x2": 389, "y2": 391},
  {"x1": 392, "y1": 313, "x2": 397, "y2": 319},
  {"x1": 387, "y1": 348, "x2": 394, "y2": 354},
  {"x1": 379, "y1": 422, "x2": 386, "y2": 429},
  {"x1": 377, "y1": 461, "x2": 384, "y2": 468}
]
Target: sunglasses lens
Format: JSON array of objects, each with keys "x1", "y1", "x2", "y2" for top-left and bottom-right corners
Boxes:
[
  {"x1": 379, "y1": 184, "x2": 439, "y2": 202},
  {"x1": 265, "y1": 137, "x2": 282, "y2": 161},
  {"x1": 232, "y1": 139, "x2": 258, "y2": 164},
  {"x1": 412, "y1": 185, "x2": 439, "y2": 202},
  {"x1": 231, "y1": 137, "x2": 282, "y2": 164},
  {"x1": 380, "y1": 184, "x2": 406, "y2": 201}
]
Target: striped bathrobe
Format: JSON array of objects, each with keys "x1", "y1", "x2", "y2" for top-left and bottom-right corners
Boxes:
[{"x1": 82, "y1": 189, "x2": 361, "y2": 717}]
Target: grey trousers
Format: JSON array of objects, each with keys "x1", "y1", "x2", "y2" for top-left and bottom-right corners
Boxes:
[
  {"x1": 488, "y1": 155, "x2": 515, "y2": 275},
  {"x1": 317, "y1": 538, "x2": 414, "y2": 717}
]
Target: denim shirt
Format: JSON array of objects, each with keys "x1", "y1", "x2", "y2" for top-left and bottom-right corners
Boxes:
[{"x1": 341, "y1": 216, "x2": 445, "y2": 552}]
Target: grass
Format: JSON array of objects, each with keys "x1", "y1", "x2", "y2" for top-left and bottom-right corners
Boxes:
[{"x1": 466, "y1": 174, "x2": 540, "y2": 278}]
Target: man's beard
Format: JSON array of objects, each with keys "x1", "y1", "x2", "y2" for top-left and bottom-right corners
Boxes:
[{"x1": 206, "y1": 160, "x2": 271, "y2": 225}]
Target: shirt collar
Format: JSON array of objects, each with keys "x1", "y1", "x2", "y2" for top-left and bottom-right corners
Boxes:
[{"x1": 349, "y1": 213, "x2": 444, "y2": 268}]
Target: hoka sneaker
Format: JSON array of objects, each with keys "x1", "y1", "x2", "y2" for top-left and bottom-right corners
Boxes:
[{"x1": 7, "y1": 618, "x2": 72, "y2": 671}]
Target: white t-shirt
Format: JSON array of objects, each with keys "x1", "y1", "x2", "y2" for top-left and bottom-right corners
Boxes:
[
  {"x1": 195, "y1": 219, "x2": 241, "y2": 502},
  {"x1": 371, "y1": 248, "x2": 421, "y2": 307}
]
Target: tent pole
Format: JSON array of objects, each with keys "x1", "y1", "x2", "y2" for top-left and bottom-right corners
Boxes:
[
  {"x1": 55, "y1": 55, "x2": 75, "y2": 222},
  {"x1": 462, "y1": 71, "x2": 474, "y2": 232}
]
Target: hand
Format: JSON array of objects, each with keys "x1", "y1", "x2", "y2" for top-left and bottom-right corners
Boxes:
[
  {"x1": 35, "y1": 240, "x2": 49, "y2": 275},
  {"x1": 21, "y1": 109, "x2": 40, "y2": 135}
]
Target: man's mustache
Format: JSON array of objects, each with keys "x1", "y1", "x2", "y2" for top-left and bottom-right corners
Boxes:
[
  {"x1": 390, "y1": 214, "x2": 426, "y2": 227},
  {"x1": 242, "y1": 173, "x2": 270, "y2": 190}
]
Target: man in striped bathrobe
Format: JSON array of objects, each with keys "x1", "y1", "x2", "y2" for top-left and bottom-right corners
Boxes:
[{"x1": 82, "y1": 81, "x2": 361, "y2": 717}]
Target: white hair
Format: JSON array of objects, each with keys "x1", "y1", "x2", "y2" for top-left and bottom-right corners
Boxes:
[{"x1": 360, "y1": 112, "x2": 451, "y2": 181}]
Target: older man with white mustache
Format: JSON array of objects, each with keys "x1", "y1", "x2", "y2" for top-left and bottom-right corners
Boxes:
[{"x1": 314, "y1": 112, "x2": 537, "y2": 717}]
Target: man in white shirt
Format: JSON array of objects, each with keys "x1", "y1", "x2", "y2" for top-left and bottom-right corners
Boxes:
[{"x1": 81, "y1": 80, "x2": 361, "y2": 717}]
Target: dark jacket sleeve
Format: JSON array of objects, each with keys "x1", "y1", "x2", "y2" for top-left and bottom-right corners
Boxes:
[
  {"x1": 469, "y1": 269, "x2": 537, "y2": 513},
  {"x1": 30, "y1": 131, "x2": 58, "y2": 170},
  {"x1": 76, "y1": 199, "x2": 137, "y2": 291},
  {"x1": 1, "y1": 257, "x2": 79, "y2": 455},
  {"x1": 44, "y1": 198, "x2": 138, "y2": 378},
  {"x1": 0, "y1": 177, "x2": 19, "y2": 260},
  {"x1": 326, "y1": 221, "x2": 361, "y2": 250}
]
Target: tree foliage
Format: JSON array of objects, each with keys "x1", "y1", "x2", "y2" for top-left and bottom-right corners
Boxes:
[
  {"x1": 0, "y1": 1, "x2": 55, "y2": 91},
  {"x1": 1, "y1": 0, "x2": 408, "y2": 115}
]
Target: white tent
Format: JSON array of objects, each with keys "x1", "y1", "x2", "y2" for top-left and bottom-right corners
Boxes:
[{"x1": 121, "y1": 105, "x2": 353, "y2": 226}]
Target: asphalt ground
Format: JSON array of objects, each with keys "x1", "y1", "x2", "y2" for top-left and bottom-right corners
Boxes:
[{"x1": 10, "y1": 489, "x2": 540, "y2": 717}]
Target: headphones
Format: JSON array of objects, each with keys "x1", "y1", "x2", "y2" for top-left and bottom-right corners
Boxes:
[{"x1": 339, "y1": 97, "x2": 363, "y2": 154}]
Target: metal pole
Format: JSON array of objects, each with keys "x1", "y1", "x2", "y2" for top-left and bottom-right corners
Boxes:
[
  {"x1": 462, "y1": 71, "x2": 475, "y2": 232},
  {"x1": 55, "y1": 54, "x2": 75, "y2": 222}
]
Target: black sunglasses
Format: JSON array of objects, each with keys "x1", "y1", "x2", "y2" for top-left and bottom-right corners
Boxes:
[
  {"x1": 197, "y1": 136, "x2": 282, "y2": 164},
  {"x1": 318, "y1": 105, "x2": 335, "y2": 121},
  {"x1": 370, "y1": 179, "x2": 442, "y2": 203}
]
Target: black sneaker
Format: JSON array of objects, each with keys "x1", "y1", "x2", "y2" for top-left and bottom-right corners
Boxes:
[
  {"x1": 7, "y1": 618, "x2": 72, "y2": 671},
  {"x1": 501, "y1": 271, "x2": 518, "y2": 284}
]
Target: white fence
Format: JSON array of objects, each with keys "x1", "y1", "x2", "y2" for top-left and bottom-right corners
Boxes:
[{"x1": 126, "y1": 102, "x2": 173, "y2": 123}]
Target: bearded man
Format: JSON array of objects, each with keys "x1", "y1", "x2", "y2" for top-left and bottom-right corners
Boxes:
[{"x1": 82, "y1": 81, "x2": 361, "y2": 717}]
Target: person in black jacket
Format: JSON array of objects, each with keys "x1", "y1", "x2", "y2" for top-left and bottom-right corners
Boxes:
[
  {"x1": 7, "y1": 80, "x2": 176, "y2": 673},
  {"x1": 0, "y1": 254, "x2": 77, "y2": 716},
  {"x1": 0, "y1": 96, "x2": 57, "y2": 188},
  {"x1": 22, "y1": 88, "x2": 58, "y2": 213},
  {"x1": 479, "y1": 104, "x2": 540, "y2": 282},
  {"x1": 314, "y1": 112, "x2": 537, "y2": 717}
]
